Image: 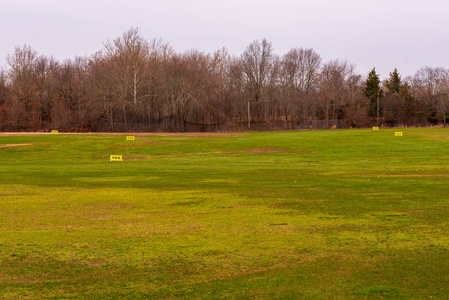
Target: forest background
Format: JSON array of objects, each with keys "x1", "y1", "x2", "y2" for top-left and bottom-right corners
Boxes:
[{"x1": 1, "y1": 28, "x2": 448, "y2": 132}]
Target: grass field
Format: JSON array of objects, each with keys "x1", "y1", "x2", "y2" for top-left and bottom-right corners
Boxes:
[{"x1": 1, "y1": 128, "x2": 449, "y2": 299}]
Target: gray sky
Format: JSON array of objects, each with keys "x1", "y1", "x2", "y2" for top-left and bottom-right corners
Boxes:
[{"x1": 1, "y1": 0, "x2": 449, "y2": 79}]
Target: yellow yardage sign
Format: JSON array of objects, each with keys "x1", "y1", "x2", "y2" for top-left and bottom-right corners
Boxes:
[
  {"x1": 110, "y1": 155, "x2": 123, "y2": 162},
  {"x1": 126, "y1": 136, "x2": 135, "y2": 141},
  {"x1": 395, "y1": 132, "x2": 403, "y2": 136},
  {"x1": 52, "y1": 130, "x2": 58, "y2": 134},
  {"x1": 373, "y1": 127, "x2": 379, "y2": 130}
]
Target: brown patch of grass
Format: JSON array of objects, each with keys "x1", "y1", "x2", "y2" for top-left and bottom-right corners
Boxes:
[
  {"x1": 244, "y1": 148, "x2": 283, "y2": 154},
  {"x1": 145, "y1": 132, "x2": 249, "y2": 137},
  {"x1": 1, "y1": 132, "x2": 52, "y2": 136},
  {"x1": 150, "y1": 148, "x2": 285, "y2": 157},
  {"x1": 208, "y1": 148, "x2": 285, "y2": 154},
  {"x1": 0, "y1": 143, "x2": 32, "y2": 148}
]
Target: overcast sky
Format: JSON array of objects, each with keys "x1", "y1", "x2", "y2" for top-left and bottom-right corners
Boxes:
[{"x1": 1, "y1": 0, "x2": 449, "y2": 79}]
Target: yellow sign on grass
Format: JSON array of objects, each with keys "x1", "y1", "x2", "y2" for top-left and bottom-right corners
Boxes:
[
  {"x1": 395, "y1": 132, "x2": 403, "y2": 136},
  {"x1": 373, "y1": 127, "x2": 379, "y2": 130},
  {"x1": 52, "y1": 130, "x2": 58, "y2": 134},
  {"x1": 126, "y1": 136, "x2": 135, "y2": 141},
  {"x1": 110, "y1": 155, "x2": 123, "y2": 162}
]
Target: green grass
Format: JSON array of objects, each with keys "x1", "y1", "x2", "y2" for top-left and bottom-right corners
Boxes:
[{"x1": 1, "y1": 128, "x2": 449, "y2": 299}]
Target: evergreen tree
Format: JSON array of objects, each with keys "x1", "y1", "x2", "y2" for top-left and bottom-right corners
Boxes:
[
  {"x1": 384, "y1": 68, "x2": 416, "y2": 123},
  {"x1": 399, "y1": 82, "x2": 413, "y2": 100},
  {"x1": 363, "y1": 68, "x2": 383, "y2": 117},
  {"x1": 385, "y1": 68, "x2": 402, "y2": 95},
  {"x1": 363, "y1": 68, "x2": 383, "y2": 99}
]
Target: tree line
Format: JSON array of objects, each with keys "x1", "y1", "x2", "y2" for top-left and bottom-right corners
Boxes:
[{"x1": 1, "y1": 28, "x2": 448, "y2": 132}]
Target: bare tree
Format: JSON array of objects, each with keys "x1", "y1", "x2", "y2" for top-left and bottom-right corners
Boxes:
[
  {"x1": 411, "y1": 66, "x2": 449, "y2": 124},
  {"x1": 0, "y1": 68, "x2": 10, "y2": 129},
  {"x1": 34, "y1": 55, "x2": 59, "y2": 127},
  {"x1": 87, "y1": 52, "x2": 119, "y2": 131},
  {"x1": 240, "y1": 39, "x2": 275, "y2": 129},
  {"x1": 162, "y1": 51, "x2": 222, "y2": 131},
  {"x1": 6, "y1": 45, "x2": 39, "y2": 129},
  {"x1": 280, "y1": 48, "x2": 321, "y2": 127},
  {"x1": 52, "y1": 57, "x2": 95, "y2": 129},
  {"x1": 319, "y1": 60, "x2": 350, "y2": 128},
  {"x1": 345, "y1": 68, "x2": 368, "y2": 127},
  {"x1": 211, "y1": 48, "x2": 233, "y2": 123},
  {"x1": 103, "y1": 28, "x2": 152, "y2": 126},
  {"x1": 142, "y1": 38, "x2": 173, "y2": 128},
  {"x1": 226, "y1": 57, "x2": 247, "y2": 124}
]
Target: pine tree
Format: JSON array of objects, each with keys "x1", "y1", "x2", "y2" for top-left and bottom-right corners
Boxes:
[
  {"x1": 363, "y1": 68, "x2": 383, "y2": 117},
  {"x1": 385, "y1": 68, "x2": 402, "y2": 95}
]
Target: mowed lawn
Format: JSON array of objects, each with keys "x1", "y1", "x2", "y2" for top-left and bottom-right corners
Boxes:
[{"x1": 1, "y1": 128, "x2": 449, "y2": 299}]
